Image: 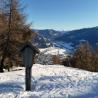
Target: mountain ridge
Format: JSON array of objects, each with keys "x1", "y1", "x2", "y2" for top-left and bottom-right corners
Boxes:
[{"x1": 34, "y1": 26, "x2": 98, "y2": 48}]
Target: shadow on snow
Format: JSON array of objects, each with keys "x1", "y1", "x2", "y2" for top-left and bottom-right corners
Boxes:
[{"x1": 0, "y1": 82, "x2": 23, "y2": 94}]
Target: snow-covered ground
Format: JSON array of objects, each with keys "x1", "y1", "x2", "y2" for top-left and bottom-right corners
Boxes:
[
  {"x1": 35, "y1": 47, "x2": 67, "y2": 65},
  {"x1": 40, "y1": 47, "x2": 67, "y2": 55},
  {"x1": 0, "y1": 64, "x2": 98, "y2": 98}
]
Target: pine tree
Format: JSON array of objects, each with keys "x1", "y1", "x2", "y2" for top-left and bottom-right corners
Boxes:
[
  {"x1": 93, "y1": 44, "x2": 98, "y2": 71},
  {"x1": 83, "y1": 41, "x2": 93, "y2": 71},
  {"x1": 72, "y1": 41, "x2": 93, "y2": 71},
  {"x1": 0, "y1": 0, "x2": 33, "y2": 72}
]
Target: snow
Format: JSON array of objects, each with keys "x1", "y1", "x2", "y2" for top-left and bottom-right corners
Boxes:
[
  {"x1": 35, "y1": 47, "x2": 67, "y2": 65},
  {"x1": 0, "y1": 64, "x2": 98, "y2": 98},
  {"x1": 53, "y1": 41, "x2": 74, "y2": 52},
  {"x1": 40, "y1": 47, "x2": 66, "y2": 55}
]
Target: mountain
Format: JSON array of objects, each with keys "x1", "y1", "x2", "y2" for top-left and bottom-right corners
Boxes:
[
  {"x1": 33, "y1": 29, "x2": 73, "y2": 50},
  {"x1": 32, "y1": 26, "x2": 98, "y2": 50},
  {"x1": 32, "y1": 32, "x2": 52, "y2": 48},
  {"x1": 35, "y1": 27, "x2": 98, "y2": 49},
  {"x1": 32, "y1": 29, "x2": 65, "y2": 48},
  {"x1": 35, "y1": 29, "x2": 65, "y2": 41},
  {"x1": 55, "y1": 26, "x2": 98, "y2": 48}
]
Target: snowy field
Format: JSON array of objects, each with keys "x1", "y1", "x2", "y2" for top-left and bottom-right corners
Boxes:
[
  {"x1": 0, "y1": 64, "x2": 98, "y2": 98},
  {"x1": 39, "y1": 47, "x2": 67, "y2": 55}
]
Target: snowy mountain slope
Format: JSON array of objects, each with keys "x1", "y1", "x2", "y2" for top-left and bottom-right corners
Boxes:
[
  {"x1": 32, "y1": 33, "x2": 51, "y2": 48},
  {"x1": 35, "y1": 27, "x2": 98, "y2": 50},
  {"x1": 0, "y1": 64, "x2": 98, "y2": 98},
  {"x1": 39, "y1": 47, "x2": 67, "y2": 55},
  {"x1": 35, "y1": 29, "x2": 65, "y2": 40},
  {"x1": 53, "y1": 41, "x2": 74, "y2": 52},
  {"x1": 34, "y1": 29, "x2": 73, "y2": 50},
  {"x1": 55, "y1": 26, "x2": 98, "y2": 48},
  {"x1": 35, "y1": 47, "x2": 67, "y2": 65}
]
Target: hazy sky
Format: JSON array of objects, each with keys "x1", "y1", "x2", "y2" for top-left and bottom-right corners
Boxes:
[{"x1": 23, "y1": 0, "x2": 98, "y2": 30}]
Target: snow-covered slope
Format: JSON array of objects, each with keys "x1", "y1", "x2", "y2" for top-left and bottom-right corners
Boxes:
[
  {"x1": 35, "y1": 47, "x2": 67, "y2": 65},
  {"x1": 34, "y1": 29, "x2": 74, "y2": 50},
  {"x1": 40, "y1": 47, "x2": 67, "y2": 55},
  {"x1": 53, "y1": 41, "x2": 74, "y2": 52},
  {"x1": 0, "y1": 64, "x2": 98, "y2": 98}
]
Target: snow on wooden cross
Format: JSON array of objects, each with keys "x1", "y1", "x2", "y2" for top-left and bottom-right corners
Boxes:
[{"x1": 20, "y1": 41, "x2": 39, "y2": 91}]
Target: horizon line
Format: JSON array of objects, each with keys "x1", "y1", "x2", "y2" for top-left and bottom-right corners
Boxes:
[{"x1": 31, "y1": 26, "x2": 98, "y2": 31}]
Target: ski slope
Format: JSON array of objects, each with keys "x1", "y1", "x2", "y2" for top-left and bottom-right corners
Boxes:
[{"x1": 0, "y1": 64, "x2": 98, "y2": 98}]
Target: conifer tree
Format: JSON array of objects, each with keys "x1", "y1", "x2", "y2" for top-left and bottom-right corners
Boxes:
[
  {"x1": 0, "y1": 0, "x2": 33, "y2": 72},
  {"x1": 72, "y1": 41, "x2": 93, "y2": 71},
  {"x1": 93, "y1": 44, "x2": 98, "y2": 71}
]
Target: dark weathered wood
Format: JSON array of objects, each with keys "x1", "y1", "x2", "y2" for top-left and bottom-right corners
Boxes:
[
  {"x1": 22, "y1": 47, "x2": 33, "y2": 68},
  {"x1": 25, "y1": 67, "x2": 31, "y2": 91},
  {"x1": 20, "y1": 42, "x2": 39, "y2": 91}
]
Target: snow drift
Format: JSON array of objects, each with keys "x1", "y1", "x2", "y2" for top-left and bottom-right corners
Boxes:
[{"x1": 0, "y1": 64, "x2": 98, "y2": 98}]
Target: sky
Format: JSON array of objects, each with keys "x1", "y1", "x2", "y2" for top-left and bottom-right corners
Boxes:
[{"x1": 23, "y1": 0, "x2": 98, "y2": 30}]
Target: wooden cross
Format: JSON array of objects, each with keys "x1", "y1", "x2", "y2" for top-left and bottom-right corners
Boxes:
[{"x1": 20, "y1": 41, "x2": 39, "y2": 91}]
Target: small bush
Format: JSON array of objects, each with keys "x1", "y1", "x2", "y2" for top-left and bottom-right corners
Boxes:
[{"x1": 52, "y1": 55, "x2": 61, "y2": 64}]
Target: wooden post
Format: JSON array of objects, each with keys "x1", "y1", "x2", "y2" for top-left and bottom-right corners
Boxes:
[
  {"x1": 20, "y1": 42, "x2": 39, "y2": 91},
  {"x1": 25, "y1": 67, "x2": 31, "y2": 91}
]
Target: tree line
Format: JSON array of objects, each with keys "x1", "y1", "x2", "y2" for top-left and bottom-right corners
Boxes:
[
  {"x1": 0, "y1": 0, "x2": 34, "y2": 72},
  {"x1": 62, "y1": 41, "x2": 98, "y2": 72}
]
